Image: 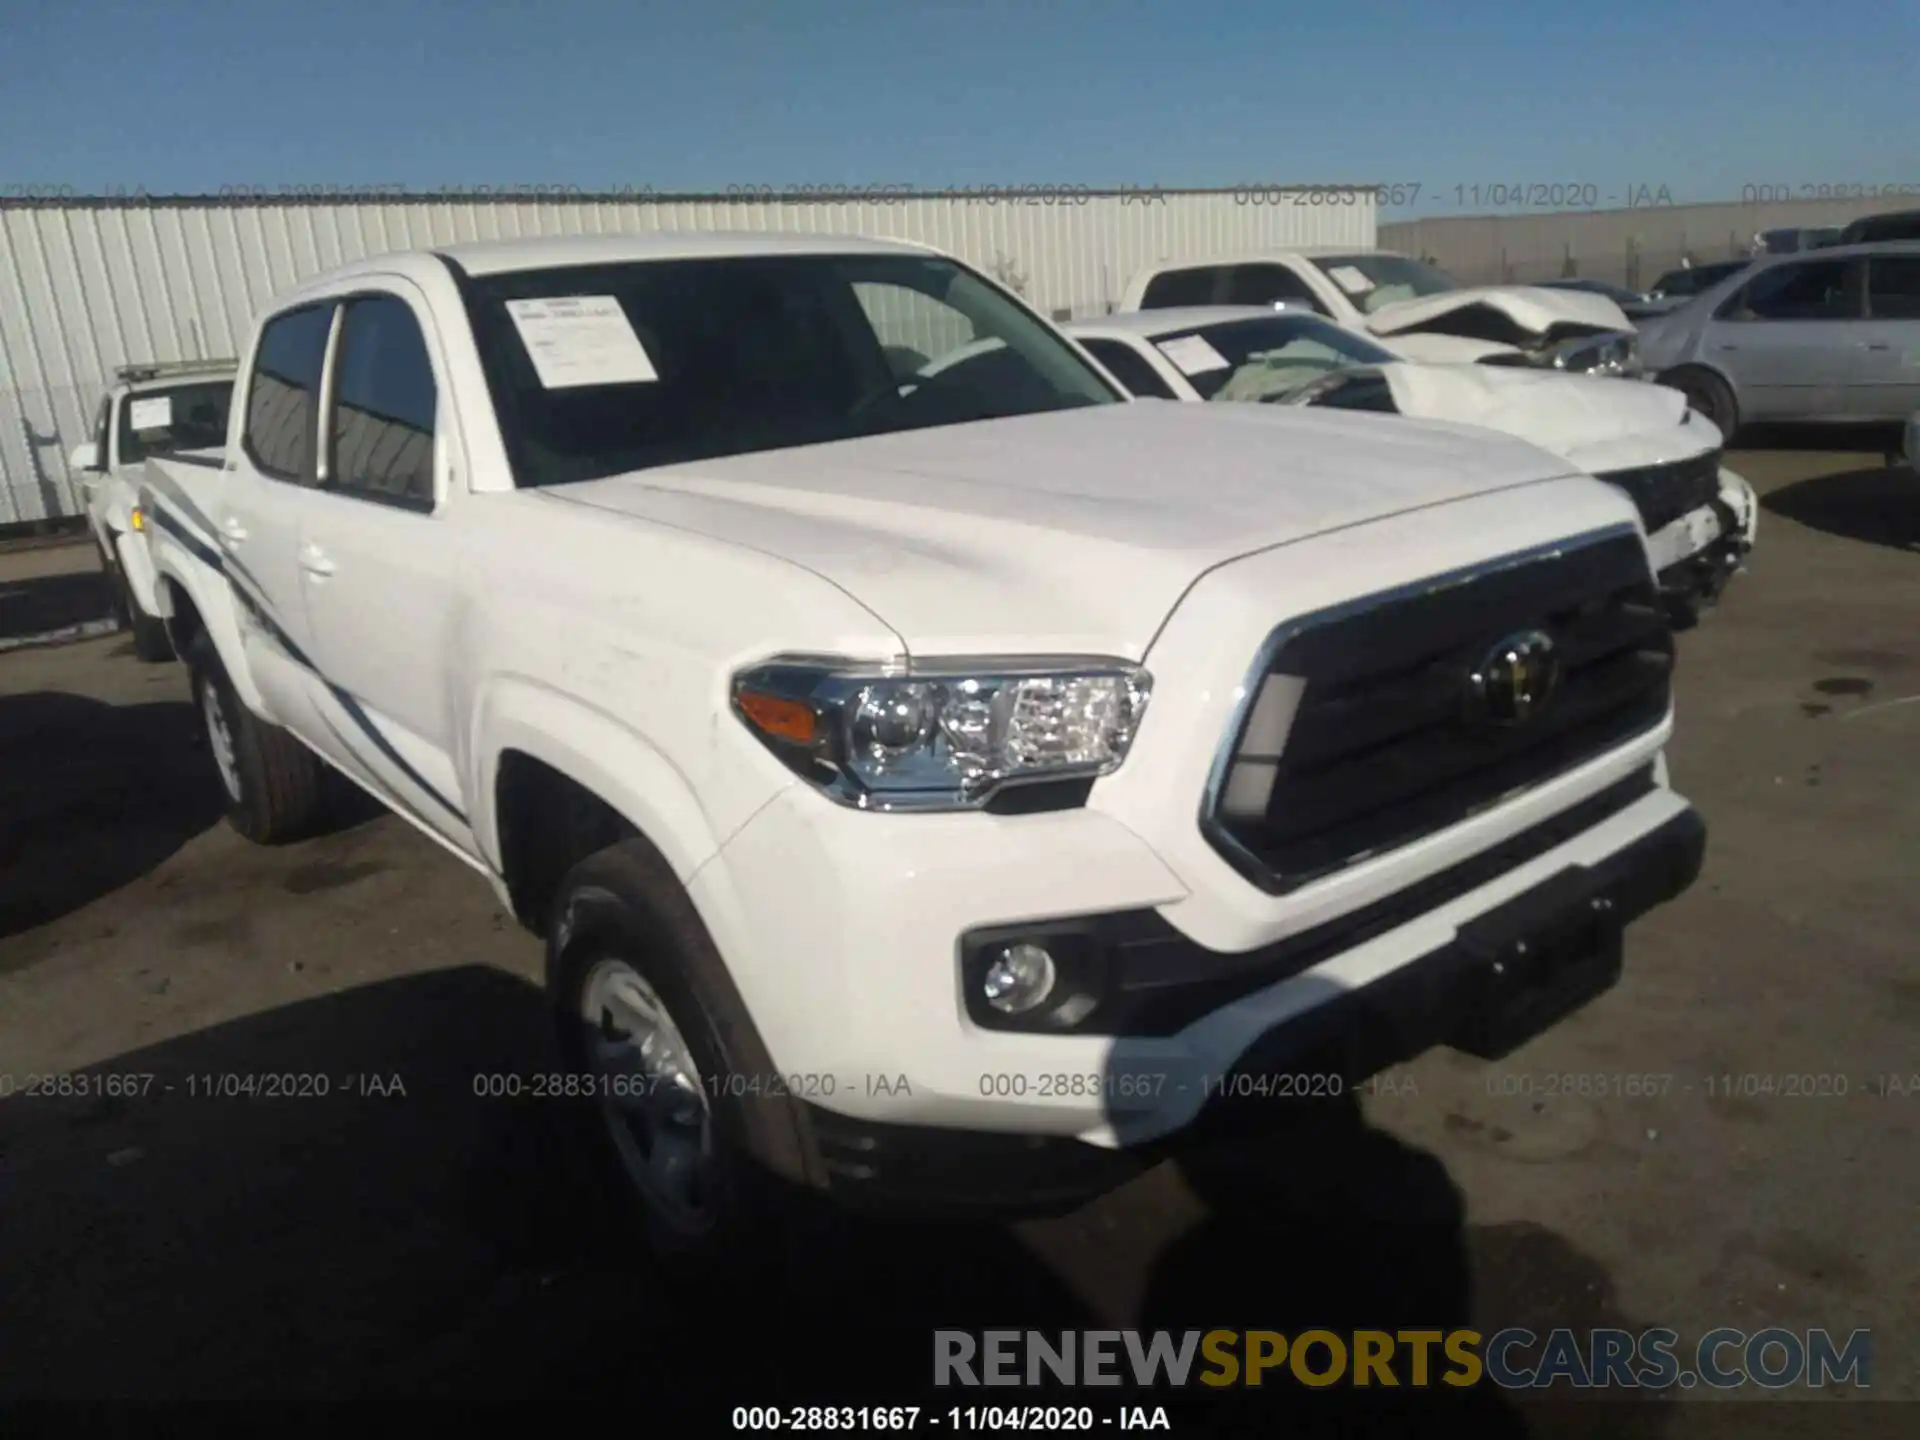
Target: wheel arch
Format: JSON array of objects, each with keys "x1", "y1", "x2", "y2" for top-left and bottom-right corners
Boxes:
[{"x1": 473, "y1": 679, "x2": 738, "y2": 933}]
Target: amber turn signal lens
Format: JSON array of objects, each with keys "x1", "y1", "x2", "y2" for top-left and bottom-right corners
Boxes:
[
  {"x1": 736, "y1": 690, "x2": 818, "y2": 745},
  {"x1": 129, "y1": 506, "x2": 145, "y2": 531}
]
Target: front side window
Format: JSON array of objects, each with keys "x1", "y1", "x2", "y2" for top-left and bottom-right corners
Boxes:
[
  {"x1": 462, "y1": 253, "x2": 1121, "y2": 489},
  {"x1": 244, "y1": 304, "x2": 335, "y2": 482},
  {"x1": 1723, "y1": 260, "x2": 1859, "y2": 322},
  {"x1": 118, "y1": 380, "x2": 235, "y2": 464},
  {"x1": 1308, "y1": 254, "x2": 1461, "y2": 315},
  {"x1": 1151, "y1": 316, "x2": 1399, "y2": 402},
  {"x1": 1224, "y1": 264, "x2": 1328, "y2": 314},
  {"x1": 327, "y1": 295, "x2": 438, "y2": 508},
  {"x1": 1138, "y1": 268, "x2": 1222, "y2": 309},
  {"x1": 1866, "y1": 256, "x2": 1920, "y2": 320},
  {"x1": 1078, "y1": 338, "x2": 1179, "y2": 399}
]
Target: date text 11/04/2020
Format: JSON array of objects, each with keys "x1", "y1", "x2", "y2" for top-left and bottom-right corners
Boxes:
[
  {"x1": 6, "y1": 181, "x2": 1683, "y2": 209},
  {"x1": 465, "y1": 1070, "x2": 1417, "y2": 1103},
  {"x1": 1483, "y1": 1072, "x2": 1920, "y2": 1099},
  {"x1": 0, "y1": 1072, "x2": 407, "y2": 1099},
  {"x1": 731, "y1": 1406, "x2": 1175, "y2": 1432}
]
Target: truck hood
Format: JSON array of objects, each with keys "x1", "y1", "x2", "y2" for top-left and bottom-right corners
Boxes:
[
  {"x1": 1363, "y1": 284, "x2": 1634, "y2": 346},
  {"x1": 1369, "y1": 362, "x2": 1708, "y2": 469},
  {"x1": 542, "y1": 402, "x2": 1579, "y2": 658}
]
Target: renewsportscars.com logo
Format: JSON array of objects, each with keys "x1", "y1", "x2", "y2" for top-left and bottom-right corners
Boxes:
[{"x1": 933, "y1": 1328, "x2": 1872, "y2": 1391}]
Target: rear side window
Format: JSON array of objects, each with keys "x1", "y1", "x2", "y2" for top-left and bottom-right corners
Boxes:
[
  {"x1": 327, "y1": 295, "x2": 438, "y2": 509},
  {"x1": 92, "y1": 397, "x2": 110, "y2": 466},
  {"x1": 1139, "y1": 268, "x2": 1221, "y2": 308},
  {"x1": 1867, "y1": 256, "x2": 1920, "y2": 320},
  {"x1": 1225, "y1": 263, "x2": 1327, "y2": 313},
  {"x1": 244, "y1": 304, "x2": 335, "y2": 482},
  {"x1": 118, "y1": 380, "x2": 235, "y2": 464},
  {"x1": 1079, "y1": 338, "x2": 1179, "y2": 399}
]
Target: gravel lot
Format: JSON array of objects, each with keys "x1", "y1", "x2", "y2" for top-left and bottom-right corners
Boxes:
[{"x1": 2, "y1": 446, "x2": 1915, "y2": 1435}]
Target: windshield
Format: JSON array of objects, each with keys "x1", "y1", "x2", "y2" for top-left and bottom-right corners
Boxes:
[
  {"x1": 1308, "y1": 253, "x2": 1462, "y2": 315},
  {"x1": 460, "y1": 253, "x2": 1120, "y2": 488},
  {"x1": 116, "y1": 379, "x2": 234, "y2": 464},
  {"x1": 1151, "y1": 315, "x2": 1398, "y2": 402}
]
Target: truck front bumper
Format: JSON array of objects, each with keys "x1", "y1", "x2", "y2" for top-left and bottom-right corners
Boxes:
[
  {"x1": 1647, "y1": 468, "x2": 1756, "y2": 623},
  {"x1": 696, "y1": 742, "x2": 1701, "y2": 1159},
  {"x1": 794, "y1": 800, "x2": 1703, "y2": 1213}
]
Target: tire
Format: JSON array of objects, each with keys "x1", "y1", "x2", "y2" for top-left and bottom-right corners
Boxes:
[
  {"x1": 127, "y1": 603, "x2": 175, "y2": 662},
  {"x1": 113, "y1": 562, "x2": 174, "y2": 662},
  {"x1": 185, "y1": 634, "x2": 328, "y2": 844},
  {"x1": 1665, "y1": 367, "x2": 1738, "y2": 444},
  {"x1": 546, "y1": 838, "x2": 818, "y2": 1285},
  {"x1": 96, "y1": 535, "x2": 133, "y2": 628}
]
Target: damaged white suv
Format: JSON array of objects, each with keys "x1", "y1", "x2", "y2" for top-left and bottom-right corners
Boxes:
[
  {"x1": 140, "y1": 233, "x2": 1705, "y2": 1266},
  {"x1": 1068, "y1": 307, "x2": 1756, "y2": 624},
  {"x1": 1121, "y1": 249, "x2": 1641, "y2": 374}
]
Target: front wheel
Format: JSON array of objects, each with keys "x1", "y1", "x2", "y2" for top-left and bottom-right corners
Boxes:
[
  {"x1": 1664, "y1": 367, "x2": 1738, "y2": 443},
  {"x1": 97, "y1": 536, "x2": 173, "y2": 660},
  {"x1": 546, "y1": 839, "x2": 816, "y2": 1283},
  {"x1": 186, "y1": 636, "x2": 328, "y2": 844}
]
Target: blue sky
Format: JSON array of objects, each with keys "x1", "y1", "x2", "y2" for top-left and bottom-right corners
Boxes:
[{"x1": 3, "y1": 0, "x2": 1914, "y2": 218}]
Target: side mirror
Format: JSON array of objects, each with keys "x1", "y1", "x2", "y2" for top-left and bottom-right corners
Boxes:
[{"x1": 69, "y1": 441, "x2": 101, "y2": 474}]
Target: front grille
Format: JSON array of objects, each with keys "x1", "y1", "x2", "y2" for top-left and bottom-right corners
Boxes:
[
  {"x1": 1203, "y1": 527, "x2": 1672, "y2": 895},
  {"x1": 1594, "y1": 449, "x2": 1721, "y2": 534}
]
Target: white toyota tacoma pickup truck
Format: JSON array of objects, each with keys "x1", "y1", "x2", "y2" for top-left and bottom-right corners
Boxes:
[
  {"x1": 68, "y1": 360, "x2": 237, "y2": 659},
  {"x1": 139, "y1": 232, "x2": 1705, "y2": 1265}
]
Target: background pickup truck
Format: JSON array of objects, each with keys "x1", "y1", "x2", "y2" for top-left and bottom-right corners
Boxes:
[
  {"x1": 68, "y1": 359, "x2": 237, "y2": 660},
  {"x1": 139, "y1": 231, "x2": 1705, "y2": 1277}
]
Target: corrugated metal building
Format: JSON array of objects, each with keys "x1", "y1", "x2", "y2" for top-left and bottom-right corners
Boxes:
[{"x1": 0, "y1": 191, "x2": 1375, "y2": 523}]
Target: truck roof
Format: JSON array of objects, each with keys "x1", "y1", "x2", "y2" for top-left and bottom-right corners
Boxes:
[
  {"x1": 1068, "y1": 306, "x2": 1296, "y2": 338},
  {"x1": 1137, "y1": 247, "x2": 1392, "y2": 271},
  {"x1": 280, "y1": 231, "x2": 943, "y2": 296},
  {"x1": 113, "y1": 359, "x2": 239, "y2": 396}
]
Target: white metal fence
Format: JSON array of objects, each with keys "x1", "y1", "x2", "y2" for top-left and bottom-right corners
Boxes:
[{"x1": 0, "y1": 191, "x2": 1376, "y2": 523}]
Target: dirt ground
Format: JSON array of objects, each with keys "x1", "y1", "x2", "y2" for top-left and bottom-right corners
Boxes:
[{"x1": 2, "y1": 447, "x2": 1916, "y2": 1435}]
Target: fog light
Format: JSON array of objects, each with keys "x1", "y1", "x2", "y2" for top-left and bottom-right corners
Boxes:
[{"x1": 982, "y1": 942, "x2": 1057, "y2": 1015}]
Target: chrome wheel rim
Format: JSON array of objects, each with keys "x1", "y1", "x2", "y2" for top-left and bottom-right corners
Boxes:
[
  {"x1": 580, "y1": 958, "x2": 717, "y2": 1235},
  {"x1": 200, "y1": 677, "x2": 241, "y2": 802}
]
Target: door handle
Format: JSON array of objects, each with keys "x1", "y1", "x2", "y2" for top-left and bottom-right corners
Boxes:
[
  {"x1": 298, "y1": 543, "x2": 337, "y2": 578},
  {"x1": 217, "y1": 515, "x2": 248, "y2": 547},
  {"x1": 1711, "y1": 344, "x2": 1738, "y2": 352},
  {"x1": 1861, "y1": 342, "x2": 1892, "y2": 351}
]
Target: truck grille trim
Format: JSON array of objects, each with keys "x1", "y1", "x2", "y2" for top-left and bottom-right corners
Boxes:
[
  {"x1": 1202, "y1": 525, "x2": 1672, "y2": 895},
  {"x1": 1593, "y1": 448, "x2": 1721, "y2": 534}
]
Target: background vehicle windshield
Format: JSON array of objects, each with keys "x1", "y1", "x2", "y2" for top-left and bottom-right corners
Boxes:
[
  {"x1": 1153, "y1": 316, "x2": 1398, "y2": 401},
  {"x1": 116, "y1": 380, "x2": 234, "y2": 464},
  {"x1": 462, "y1": 253, "x2": 1121, "y2": 487},
  {"x1": 1308, "y1": 254, "x2": 1462, "y2": 314}
]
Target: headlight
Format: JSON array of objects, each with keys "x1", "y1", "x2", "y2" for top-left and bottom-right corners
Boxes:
[
  {"x1": 731, "y1": 656, "x2": 1152, "y2": 810},
  {"x1": 1548, "y1": 332, "x2": 1639, "y2": 376}
]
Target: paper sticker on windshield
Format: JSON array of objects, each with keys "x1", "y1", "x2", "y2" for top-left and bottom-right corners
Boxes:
[
  {"x1": 1156, "y1": 334, "x2": 1231, "y2": 377},
  {"x1": 506, "y1": 296, "x2": 658, "y2": 388},
  {"x1": 128, "y1": 396, "x2": 173, "y2": 430},
  {"x1": 1327, "y1": 265, "x2": 1374, "y2": 295}
]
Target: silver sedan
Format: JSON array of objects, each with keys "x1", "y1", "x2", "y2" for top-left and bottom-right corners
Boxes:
[{"x1": 1634, "y1": 241, "x2": 1920, "y2": 441}]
